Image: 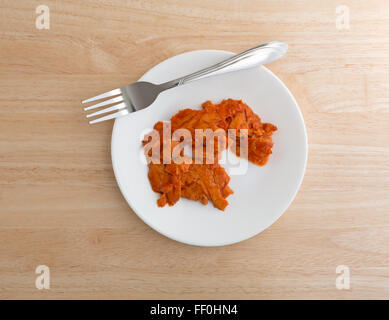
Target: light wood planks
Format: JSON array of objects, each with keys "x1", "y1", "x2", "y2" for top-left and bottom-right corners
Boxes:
[{"x1": 0, "y1": 0, "x2": 388, "y2": 299}]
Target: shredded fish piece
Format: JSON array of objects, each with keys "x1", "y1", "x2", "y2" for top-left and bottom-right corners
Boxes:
[{"x1": 142, "y1": 99, "x2": 277, "y2": 211}]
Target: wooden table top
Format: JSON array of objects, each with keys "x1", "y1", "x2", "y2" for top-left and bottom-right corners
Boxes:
[{"x1": 1, "y1": 0, "x2": 388, "y2": 299}]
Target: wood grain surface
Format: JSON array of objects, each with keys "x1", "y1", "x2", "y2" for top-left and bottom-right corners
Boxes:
[{"x1": 0, "y1": 0, "x2": 388, "y2": 299}]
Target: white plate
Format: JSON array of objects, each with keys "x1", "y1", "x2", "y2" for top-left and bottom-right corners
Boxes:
[{"x1": 111, "y1": 50, "x2": 307, "y2": 246}]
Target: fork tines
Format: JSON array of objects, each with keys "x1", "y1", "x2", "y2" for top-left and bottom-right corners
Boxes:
[{"x1": 82, "y1": 88, "x2": 129, "y2": 124}]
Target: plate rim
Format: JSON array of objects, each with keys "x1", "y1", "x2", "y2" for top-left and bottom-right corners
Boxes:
[{"x1": 111, "y1": 49, "x2": 308, "y2": 246}]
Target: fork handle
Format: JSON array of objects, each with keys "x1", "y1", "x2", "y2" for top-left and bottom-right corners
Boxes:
[{"x1": 161, "y1": 41, "x2": 287, "y2": 90}]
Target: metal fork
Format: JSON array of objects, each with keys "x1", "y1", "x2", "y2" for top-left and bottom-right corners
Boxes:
[{"x1": 82, "y1": 41, "x2": 287, "y2": 124}]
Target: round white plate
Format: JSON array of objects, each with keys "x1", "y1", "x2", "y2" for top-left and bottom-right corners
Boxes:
[{"x1": 112, "y1": 50, "x2": 307, "y2": 246}]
